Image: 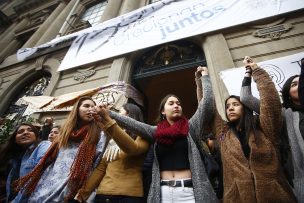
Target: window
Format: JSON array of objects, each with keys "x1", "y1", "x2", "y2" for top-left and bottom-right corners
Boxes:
[
  {"x1": 80, "y1": 1, "x2": 107, "y2": 26},
  {"x1": 4, "y1": 75, "x2": 51, "y2": 122},
  {"x1": 150, "y1": 0, "x2": 162, "y2": 3}
]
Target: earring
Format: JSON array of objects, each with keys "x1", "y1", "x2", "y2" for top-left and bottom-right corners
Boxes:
[{"x1": 161, "y1": 114, "x2": 166, "y2": 120}]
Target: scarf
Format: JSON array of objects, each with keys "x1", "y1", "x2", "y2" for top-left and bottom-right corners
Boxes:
[
  {"x1": 14, "y1": 125, "x2": 97, "y2": 201},
  {"x1": 154, "y1": 117, "x2": 189, "y2": 145}
]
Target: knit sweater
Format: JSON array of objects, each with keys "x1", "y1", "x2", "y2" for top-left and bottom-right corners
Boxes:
[
  {"x1": 109, "y1": 75, "x2": 217, "y2": 203},
  {"x1": 241, "y1": 77, "x2": 304, "y2": 203},
  {"x1": 299, "y1": 61, "x2": 304, "y2": 105},
  {"x1": 211, "y1": 67, "x2": 296, "y2": 203},
  {"x1": 78, "y1": 121, "x2": 149, "y2": 200}
]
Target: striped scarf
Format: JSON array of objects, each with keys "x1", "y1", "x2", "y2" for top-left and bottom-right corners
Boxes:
[{"x1": 14, "y1": 125, "x2": 97, "y2": 201}]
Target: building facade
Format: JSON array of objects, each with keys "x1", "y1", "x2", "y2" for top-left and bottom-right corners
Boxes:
[{"x1": 0, "y1": 0, "x2": 303, "y2": 126}]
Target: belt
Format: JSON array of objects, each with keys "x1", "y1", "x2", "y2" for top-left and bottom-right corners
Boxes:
[{"x1": 160, "y1": 179, "x2": 193, "y2": 187}]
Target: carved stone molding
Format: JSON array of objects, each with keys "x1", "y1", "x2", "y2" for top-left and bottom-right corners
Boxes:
[
  {"x1": 252, "y1": 23, "x2": 293, "y2": 40},
  {"x1": 35, "y1": 55, "x2": 47, "y2": 70},
  {"x1": 73, "y1": 66, "x2": 96, "y2": 82}
]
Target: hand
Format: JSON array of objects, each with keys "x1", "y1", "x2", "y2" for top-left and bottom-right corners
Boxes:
[
  {"x1": 73, "y1": 193, "x2": 82, "y2": 203},
  {"x1": 94, "y1": 104, "x2": 112, "y2": 125},
  {"x1": 195, "y1": 66, "x2": 208, "y2": 77},
  {"x1": 200, "y1": 66, "x2": 209, "y2": 76},
  {"x1": 243, "y1": 56, "x2": 258, "y2": 71},
  {"x1": 195, "y1": 66, "x2": 203, "y2": 78}
]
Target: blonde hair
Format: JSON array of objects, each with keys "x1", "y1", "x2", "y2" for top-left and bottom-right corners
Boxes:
[{"x1": 58, "y1": 96, "x2": 101, "y2": 148}]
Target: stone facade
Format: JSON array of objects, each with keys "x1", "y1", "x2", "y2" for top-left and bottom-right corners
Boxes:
[{"x1": 0, "y1": 0, "x2": 303, "y2": 125}]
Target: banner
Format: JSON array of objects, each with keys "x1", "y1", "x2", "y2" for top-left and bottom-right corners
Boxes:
[
  {"x1": 220, "y1": 52, "x2": 304, "y2": 98},
  {"x1": 18, "y1": 81, "x2": 144, "y2": 116},
  {"x1": 17, "y1": 0, "x2": 304, "y2": 71}
]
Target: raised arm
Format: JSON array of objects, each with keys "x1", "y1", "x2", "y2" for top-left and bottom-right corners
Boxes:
[
  {"x1": 109, "y1": 111, "x2": 156, "y2": 143},
  {"x1": 189, "y1": 67, "x2": 215, "y2": 143},
  {"x1": 240, "y1": 70, "x2": 260, "y2": 114},
  {"x1": 245, "y1": 56, "x2": 282, "y2": 142},
  {"x1": 299, "y1": 58, "x2": 304, "y2": 105},
  {"x1": 195, "y1": 67, "x2": 203, "y2": 102},
  {"x1": 93, "y1": 104, "x2": 156, "y2": 143},
  {"x1": 101, "y1": 119, "x2": 149, "y2": 155}
]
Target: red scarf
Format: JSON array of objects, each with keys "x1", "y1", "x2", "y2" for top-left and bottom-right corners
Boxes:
[
  {"x1": 15, "y1": 125, "x2": 97, "y2": 201},
  {"x1": 154, "y1": 117, "x2": 189, "y2": 145}
]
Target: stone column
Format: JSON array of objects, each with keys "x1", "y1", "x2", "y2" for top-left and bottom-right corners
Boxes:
[
  {"x1": 0, "y1": 16, "x2": 29, "y2": 50},
  {"x1": 0, "y1": 23, "x2": 16, "y2": 49},
  {"x1": 0, "y1": 17, "x2": 30, "y2": 61},
  {"x1": 35, "y1": 0, "x2": 78, "y2": 46},
  {"x1": 0, "y1": 39, "x2": 22, "y2": 62},
  {"x1": 22, "y1": 1, "x2": 68, "y2": 48},
  {"x1": 107, "y1": 57, "x2": 133, "y2": 83},
  {"x1": 99, "y1": 0, "x2": 122, "y2": 23},
  {"x1": 107, "y1": 0, "x2": 142, "y2": 83},
  {"x1": 119, "y1": 0, "x2": 142, "y2": 14},
  {"x1": 202, "y1": 33, "x2": 234, "y2": 117}
]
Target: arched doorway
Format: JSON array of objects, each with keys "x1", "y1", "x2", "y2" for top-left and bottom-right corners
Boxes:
[{"x1": 132, "y1": 40, "x2": 206, "y2": 124}]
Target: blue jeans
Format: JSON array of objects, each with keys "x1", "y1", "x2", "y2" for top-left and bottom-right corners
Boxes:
[{"x1": 161, "y1": 185, "x2": 195, "y2": 203}]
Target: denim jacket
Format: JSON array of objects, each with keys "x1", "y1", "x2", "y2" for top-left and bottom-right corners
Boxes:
[{"x1": 7, "y1": 141, "x2": 51, "y2": 203}]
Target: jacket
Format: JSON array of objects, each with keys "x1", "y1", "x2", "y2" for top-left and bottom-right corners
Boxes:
[{"x1": 110, "y1": 75, "x2": 217, "y2": 203}]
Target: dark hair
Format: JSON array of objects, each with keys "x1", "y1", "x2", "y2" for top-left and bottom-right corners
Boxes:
[
  {"x1": 282, "y1": 75, "x2": 300, "y2": 109},
  {"x1": 155, "y1": 94, "x2": 182, "y2": 123},
  {"x1": 122, "y1": 103, "x2": 144, "y2": 139},
  {"x1": 122, "y1": 103, "x2": 144, "y2": 122},
  {"x1": 225, "y1": 95, "x2": 259, "y2": 143},
  {"x1": 0, "y1": 123, "x2": 40, "y2": 166}
]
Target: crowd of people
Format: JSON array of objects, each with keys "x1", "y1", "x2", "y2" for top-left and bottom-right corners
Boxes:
[{"x1": 0, "y1": 56, "x2": 303, "y2": 203}]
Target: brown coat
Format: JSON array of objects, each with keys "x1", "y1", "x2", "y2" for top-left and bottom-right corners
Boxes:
[{"x1": 213, "y1": 68, "x2": 297, "y2": 203}]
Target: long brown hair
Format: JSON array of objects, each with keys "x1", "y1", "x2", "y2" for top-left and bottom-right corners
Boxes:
[{"x1": 58, "y1": 96, "x2": 100, "y2": 148}]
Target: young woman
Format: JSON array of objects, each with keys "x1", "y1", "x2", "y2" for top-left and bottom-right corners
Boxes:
[
  {"x1": 200, "y1": 56, "x2": 296, "y2": 202},
  {"x1": 240, "y1": 57, "x2": 304, "y2": 202},
  {"x1": 0, "y1": 123, "x2": 50, "y2": 202},
  {"x1": 75, "y1": 103, "x2": 150, "y2": 203},
  {"x1": 48, "y1": 125, "x2": 60, "y2": 142},
  {"x1": 104, "y1": 67, "x2": 217, "y2": 203},
  {"x1": 298, "y1": 57, "x2": 304, "y2": 105},
  {"x1": 15, "y1": 96, "x2": 107, "y2": 202}
]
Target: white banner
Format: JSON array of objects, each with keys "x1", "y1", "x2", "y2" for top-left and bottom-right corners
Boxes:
[
  {"x1": 17, "y1": 0, "x2": 304, "y2": 71},
  {"x1": 220, "y1": 52, "x2": 304, "y2": 98}
]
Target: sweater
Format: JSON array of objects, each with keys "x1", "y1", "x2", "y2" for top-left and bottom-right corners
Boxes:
[
  {"x1": 212, "y1": 67, "x2": 296, "y2": 203},
  {"x1": 78, "y1": 121, "x2": 149, "y2": 199},
  {"x1": 241, "y1": 74, "x2": 304, "y2": 203},
  {"x1": 299, "y1": 61, "x2": 304, "y2": 105},
  {"x1": 110, "y1": 75, "x2": 217, "y2": 203}
]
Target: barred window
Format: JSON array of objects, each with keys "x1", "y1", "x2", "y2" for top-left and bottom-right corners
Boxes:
[{"x1": 80, "y1": 1, "x2": 107, "y2": 26}]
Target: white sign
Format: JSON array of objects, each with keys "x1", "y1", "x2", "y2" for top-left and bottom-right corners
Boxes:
[
  {"x1": 17, "y1": 0, "x2": 304, "y2": 71},
  {"x1": 220, "y1": 52, "x2": 304, "y2": 98}
]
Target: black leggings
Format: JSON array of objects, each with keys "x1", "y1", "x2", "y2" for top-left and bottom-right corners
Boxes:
[{"x1": 94, "y1": 194, "x2": 144, "y2": 203}]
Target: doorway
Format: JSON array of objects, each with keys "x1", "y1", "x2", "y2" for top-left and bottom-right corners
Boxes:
[{"x1": 133, "y1": 67, "x2": 199, "y2": 124}]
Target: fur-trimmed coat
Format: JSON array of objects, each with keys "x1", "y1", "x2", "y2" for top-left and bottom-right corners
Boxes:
[{"x1": 197, "y1": 68, "x2": 297, "y2": 203}]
